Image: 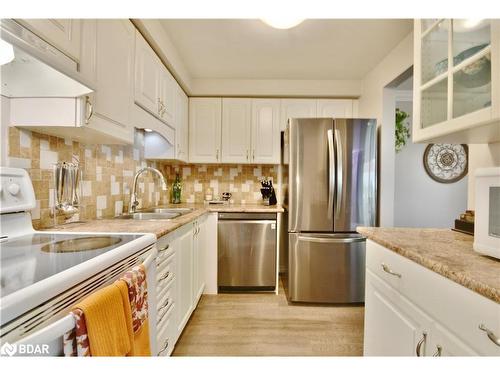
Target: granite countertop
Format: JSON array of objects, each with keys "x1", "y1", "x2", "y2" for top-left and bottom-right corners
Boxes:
[
  {"x1": 49, "y1": 203, "x2": 283, "y2": 239},
  {"x1": 357, "y1": 227, "x2": 500, "y2": 304}
]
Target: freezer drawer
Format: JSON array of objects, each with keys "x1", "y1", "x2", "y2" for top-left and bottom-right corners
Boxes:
[
  {"x1": 218, "y1": 214, "x2": 277, "y2": 291},
  {"x1": 288, "y1": 233, "x2": 365, "y2": 303}
]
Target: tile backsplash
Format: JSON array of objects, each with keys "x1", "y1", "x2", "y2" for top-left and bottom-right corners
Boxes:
[
  {"x1": 161, "y1": 164, "x2": 277, "y2": 204},
  {"x1": 6, "y1": 127, "x2": 279, "y2": 229}
]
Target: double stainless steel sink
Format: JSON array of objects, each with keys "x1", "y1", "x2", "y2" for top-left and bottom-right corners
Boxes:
[{"x1": 117, "y1": 207, "x2": 194, "y2": 220}]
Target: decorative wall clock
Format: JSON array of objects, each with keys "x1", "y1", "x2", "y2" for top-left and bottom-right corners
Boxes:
[{"x1": 423, "y1": 144, "x2": 468, "y2": 183}]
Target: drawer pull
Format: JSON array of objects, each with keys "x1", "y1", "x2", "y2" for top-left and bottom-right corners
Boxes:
[
  {"x1": 159, "y1": 244, "x2": 170, "y2": 252},
  {"x1": 432, "y1": 345, "x2": 442, "y2": 357},
  {"x1": 479, "y1": 324, "x2": 500, "y2": 347},
  {"x1": 416, "y1": 332, "x2": 427, "y2": 357},
  {"x1": 158, "y1": 271, "x2": 171, "y2": 281},
  {"x1": 157, "y1": 302, "x2": 173, "y2": 324},
  {"x1": 158, "y1": 339, "x2": 169, "y2": 355},
  {"x1": 381, "y1": 263, "x2": 402, "y2": 278},
  {"x1": 158, "y1": 298, "x2": 171, "y2": 311}
]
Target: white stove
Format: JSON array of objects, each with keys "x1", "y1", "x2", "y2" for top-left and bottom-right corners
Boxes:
[{"x1": 0, "y1": 167, "x2": 156, "y2": 346}]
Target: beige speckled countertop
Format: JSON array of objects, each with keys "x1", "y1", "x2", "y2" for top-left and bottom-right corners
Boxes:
[
  {"x1": 357, "y1": 227, "x2": 500, "y2": 304},
  {"x1": 49, "y1": 203, "x2": 283, "y2": 239}
]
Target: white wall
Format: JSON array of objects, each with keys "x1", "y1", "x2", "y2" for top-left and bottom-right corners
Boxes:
[
  {"x1": 394, "y1": 100, "x2": 468, "y2": 228},
  {"x1": 358, "y1": 32, "x2": 414, "y2": 226}
]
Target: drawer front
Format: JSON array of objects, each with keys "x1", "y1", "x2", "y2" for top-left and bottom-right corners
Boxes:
[
  {"x1": 367, "y1": 240, "x2": 500, "y2": 356},
  {"x1": 366, "y1": 240, "x2": 408, "y2": 292},
  {"x1": 157, "y1": 281, "x2": 175, "y2": 320},
  {"x1": 157, "y1": 252, "x2": 176, "y2": 289},
  {"x1": 156, "y1": 303, "x2": 176, "y2": 356}
]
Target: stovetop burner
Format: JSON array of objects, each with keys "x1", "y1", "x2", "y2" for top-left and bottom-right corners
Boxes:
[{"x1": 41, "y1": 236, "x2": 123, "y2": 253}]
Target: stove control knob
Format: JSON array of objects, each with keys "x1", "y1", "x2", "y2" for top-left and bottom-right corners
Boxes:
[{"x1": 7, "y1": 183, "x2": 20, "y2": 196}]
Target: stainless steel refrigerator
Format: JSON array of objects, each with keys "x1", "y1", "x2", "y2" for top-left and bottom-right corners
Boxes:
[{"x1": 285, "y1": 118, "x2": 377, "y2": 303}]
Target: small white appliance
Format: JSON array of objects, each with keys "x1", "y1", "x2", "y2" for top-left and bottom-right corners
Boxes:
[
  {"x1": 0, "y1": 167, "x2": 157, "y2": 354},
  {"x1": 473, "y1": 167, "x2": 500, "y2": 260}
]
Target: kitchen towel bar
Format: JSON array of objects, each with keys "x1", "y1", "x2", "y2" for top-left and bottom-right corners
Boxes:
[{"x1": 15, "y1": 249, "x2": 157, "y2": 349}]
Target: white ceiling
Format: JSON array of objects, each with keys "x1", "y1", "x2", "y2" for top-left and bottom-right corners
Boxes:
[{"x1": 160, "y1": 19, "x2": 412, "y2": 80}]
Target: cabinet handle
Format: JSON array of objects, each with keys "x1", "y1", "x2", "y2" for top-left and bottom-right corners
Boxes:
[
  {"x1": 159, "y1": 244, "x2": 170, "y2": 252},
  {"x1": 158, "y1": 271, "x2": 170, "y2": 281},
  {"x1": 246, "y1": 150, "x2": 249, "y2": 161},
  {"x1": 381, "y1": 263, "x2": 402, "y2": 278},
  {"x1": 158, "y1": 339, "x2": 169, "y2": 355},
  {"x1": 432, "y1": 345, "x2": 442, "y2": 357},
  {"x1": 85, "y1": 96, "x2": 93, "y2": 124},
  {"x1": 252, "y1": 149, "x2": 255, "y2": 161},
  {"x1": 158, "y1": 298, "x2": 171, "y2": 311},
  {"x1": 479, "y1": 324, "x2": 500, "y2": 347},
  {"x1": 216, "y1": 149, "x2": 219, "y2": 161},
  {"x1": 416, "y1": 332, "x2": 427, "y2": 357}
]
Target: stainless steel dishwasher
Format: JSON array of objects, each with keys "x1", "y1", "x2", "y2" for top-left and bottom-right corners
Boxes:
[{"x1": 218, "y1": 212, "x2": 277, "y2": 291}]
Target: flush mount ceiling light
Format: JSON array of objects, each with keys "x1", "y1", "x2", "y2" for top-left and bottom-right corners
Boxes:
[
  {"x1": 261, "y1": 17, "x2": 305, "y2": 30},
  {"x1": 0, "y1": 39, "x2": 14, "y2": 66},
  {"x1": 144, "y1": 128, "x2": 153, "y2": 132}
]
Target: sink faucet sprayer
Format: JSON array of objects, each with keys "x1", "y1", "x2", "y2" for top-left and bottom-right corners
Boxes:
[{"x1": 129, "y1": 167, "x2": 168, "y2": 214}]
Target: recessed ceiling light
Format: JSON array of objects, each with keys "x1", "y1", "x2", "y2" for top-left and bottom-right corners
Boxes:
[
  {"x1": 0, "y1": 39, "x2": 14, "y2": 66},
  {"x1": 261, "y1": 18, "x2": 305, "y2": 30},
  {"x1": 144, "y1": 128, "x2": 153, "y2": 133}
]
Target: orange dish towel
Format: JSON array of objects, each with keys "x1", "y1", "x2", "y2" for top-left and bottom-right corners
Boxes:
[
  {"x1": 116, "y1": 279, "x2": 151, "y2": 356},
  {"x1": 72, "y1": 283, "x2": 132, "y2": 356}
]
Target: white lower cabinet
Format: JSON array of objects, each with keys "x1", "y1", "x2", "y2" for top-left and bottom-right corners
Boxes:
[
  {"x1": 153, "y1": 213, "x2": 215, "y2": 356},
  {"x1": 364, "y1": 240, "x2": 500, "y2": 356}
]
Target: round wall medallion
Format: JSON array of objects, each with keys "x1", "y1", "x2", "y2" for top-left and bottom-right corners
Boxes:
[{"x1": 423, "y1": 144, "x2": 468, "y2": 183}]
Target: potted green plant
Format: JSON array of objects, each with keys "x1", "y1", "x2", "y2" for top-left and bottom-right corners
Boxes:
[{"x1": 395, "y1": 108, "x2": 411, "y2": 153}]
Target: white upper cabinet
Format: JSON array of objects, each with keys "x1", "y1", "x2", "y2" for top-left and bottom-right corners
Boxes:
[
  {"x1": 87, "y1": 20, "x2": 135, "y2": 143},
  {"x1": 18, "y1": 19, "x2": 82, "y2": 61},
  {"x1": 78, "y1": 20, "x2": 97, "y2": 88},
  {"x1": 135, "y1": 31, "x2": 161, "y2": 117},
  {"x1": 251, "y1": 99, "x2": 281, "y2": 164},
  {"x1": 280, "y1": 99, "x2": 317, "y2": 130},
  {"x1": 175, "y1": 83, "x2": 189, "y2": 162},
  {"x1": 317, "y1": 99, "x2": 354, "y2": 118},
  {"x1": 221, "y1": 98, "x2": 252, "y2": 163},
  {"x1": 160, "y1": 68, "x2": 176, "y2": 127},
  {"x1": 189, "y1": 98, "x2": 222, "y2": 163},
  {"x1": 413, "y1": 19, "x2": 500, "y2": 143}
]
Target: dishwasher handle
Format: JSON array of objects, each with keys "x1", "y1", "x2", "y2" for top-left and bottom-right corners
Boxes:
[{"x1": 218, "y1": 219, "x2": 277, "y2": 225}]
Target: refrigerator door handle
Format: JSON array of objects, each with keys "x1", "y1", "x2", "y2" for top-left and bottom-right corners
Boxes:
[
  {"x1": 334, "y1": 128, "x2": 343, "y2": 219},
  {"x1": 298, "y1": 234, "x2": 365, "y2": 244},
  {"x1": 327, "y1": 129, "x2": 335, "y2": 220}
]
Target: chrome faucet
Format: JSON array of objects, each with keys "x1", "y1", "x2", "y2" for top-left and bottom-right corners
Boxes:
[{"x1": 129, "y1": 167, "x2": 168, "y2": 214}]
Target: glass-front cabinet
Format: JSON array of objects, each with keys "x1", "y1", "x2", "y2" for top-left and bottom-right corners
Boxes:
[{"x1": 413, "y1": 19, "x2": 500, "y2": 143}]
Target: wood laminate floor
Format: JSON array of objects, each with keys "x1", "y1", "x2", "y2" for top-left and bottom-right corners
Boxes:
[{"x1": 172, "y1": 281, "x2": 365, "y2": 356}]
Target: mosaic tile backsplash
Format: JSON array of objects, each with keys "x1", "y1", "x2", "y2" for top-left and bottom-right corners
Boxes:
[{"x1": 6, "y1": 128, "x2": 278, "y2": 229}]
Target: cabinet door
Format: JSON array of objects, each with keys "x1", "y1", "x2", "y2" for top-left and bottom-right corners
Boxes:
[
  {"x1": 189, "y1": 98, "x2": 222, "y2": 163},
  {"x1": 280, "y1": 99, "x2": 317, "y2": 130},
  {"x1": 177, "y1": 226, "x2": 194, "y2": 333},
  {"x1": 78, "y1": 20, "x2": 97, "y2": 88},
  {"x1": 195, "y1": 218, "x2": 206, "y2": 301},
  {"x1": 160, "y1": 67, "x2": 176, "y2": 127},
  {"x1": 221, "y1": 98, "x2": 252, "y2": 163},
  {"x1": 364, "y1": 271, "x2": 431, "y2": 356},
  {"x1": 316, "y1": 99, "x2": 353, "y2": 118},
  {"x1": 90, "y1": 20, "x2": 135, "y2": 143},
  {"x1": 135, "y1": 31, "x2": 161, "y2": 117},
  {"x1": 19, "y1": 19, "x2": 81, "y2": 61},
  {"x1": 174, "y1": 84, "x2": 189, "y2": 162},
  {"x1": 251, "y1": 99, "x2": 281, "y2": 164}
]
